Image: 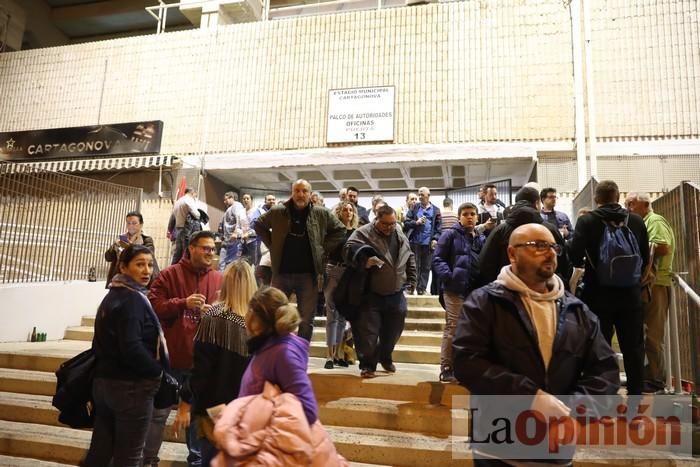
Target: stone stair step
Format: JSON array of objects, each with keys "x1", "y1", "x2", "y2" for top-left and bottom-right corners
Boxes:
[
  {"x1": 81, "y1": 308, "x2": 446, "y2": 327},
  {"x1": 0, "y1": 388, "x2": 462, "y2": 440},
  {"x1": 66, "y1": 325, "x2": 445, "y2": 347},
  {"x1": 0, "y1": 357, "x2": 467, "y2": 408},
  {"x1": 406, "y1": 306, "x2": 444, "y2": 319},
  {"x1": 0, "y1": 341, "x2": 90, "y2": 373},
  {"x1": 406, "y1": 295, "x2": 441, "y2": 307},
  {"x1": 314, "y1": 316, "x2": 444, "y2": 332},
  {"x1": 70, "y1": 323, "x2": 446, "y2": 345},
  {"x1": 313, "y1": 329, "x2": 443, "y2": 347},
  {"x1": 327, "y1": 425, "x2": 469, "y2": 466},
  {"x1": 0, "y1": 369, "x2": 56, "y2": 397},
  {"x1": 311, "y1": 340, "x2": 439, "y2": 364},
  {"x1": 0, "y1": 454, "x2": 74, "y2": 466},
  {"x1": 319, "y1": 397, "x2": 464, "y2": 437},
  {"x1": 0, "y1": 420, "x2": 188, "y2": 466},
  {"x1": 63, "y1": 326, "x2": 92, "y2": 342}
]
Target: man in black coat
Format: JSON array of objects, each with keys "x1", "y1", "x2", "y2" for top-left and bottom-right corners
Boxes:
[
  {"x1": 479, "y1": 187, "x2": 572, "y2": 284},
  {"x1": 568, "y1": 180, "x2": 649, "y2": 395},
  {"x1": 453, "y1": 223, "x2": 620, "y2": 465}
]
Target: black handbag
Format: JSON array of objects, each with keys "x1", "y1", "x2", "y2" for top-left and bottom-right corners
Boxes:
[
  {"x1": 154, "y1": 368, "x2": 179, "y2": 409},
  {"x1": 137, "y1": 291, "x2": 181, "y2": 409},
  {"x1": 52, "y1": 347, "x2": 96, "y2": 428}
]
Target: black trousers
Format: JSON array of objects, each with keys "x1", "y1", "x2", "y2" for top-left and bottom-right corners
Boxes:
[
  {"x1": 82, "y1": 377, "x2": 160, "y2": 467},
  {"x1": 352, "y1": 291, "x2": 406, "y2": 371},
  {"x1": 411, "y1": 243, "x2": 432, "y2": 294},
  {"x1": 594, "y1": 307, "x2": 645, "y2": 395}
]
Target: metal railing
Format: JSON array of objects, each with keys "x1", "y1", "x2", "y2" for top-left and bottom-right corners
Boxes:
[
  {"x1": 145, "y1": 0, "x2": 415, "y2": 32},
  {"x1": 446, "y1": 178, "x2": 513, "y2": 208},
  {"x1": 0, "y1": 162, "x2": 142, "y2": 283},
  {"x1": 652, "y1": 181, "x2": 700, "y2": 392}
]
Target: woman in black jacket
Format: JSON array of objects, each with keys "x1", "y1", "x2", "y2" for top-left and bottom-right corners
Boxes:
[
  {"x1": 83, "y1": 245, "x2": 162, "y2": 467},
  {"x1": 174, "y1": 259, "x2": 256, "y2": 466}
]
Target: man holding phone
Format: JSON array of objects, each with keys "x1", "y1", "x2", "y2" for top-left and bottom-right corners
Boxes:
[
  {"x1": 403, "y1": 186, "x2": 442, "y2": 295},
  {"x1": 476, "y1": 184, "x2": 506, "y2": 236},
  {"x1": 345, "y1": 205, "x2": 417, "y2": 378}
]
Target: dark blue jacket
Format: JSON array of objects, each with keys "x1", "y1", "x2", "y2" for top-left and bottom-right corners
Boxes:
[
  {"x1": 403, "y1": 202, "x2": 442, "y2": 244},
  {"x1": 453, "y1": 282, "x2": 619, "y2": 462},
  {"x1": 432, "y1": 224, "x2": 485, "y2": 296},
  {"x1": 93, "y1": 287, "x2": 162, "y2": 381},
  {"x1": 453, "y1": 282, "x2": 619, "y2": 396}
]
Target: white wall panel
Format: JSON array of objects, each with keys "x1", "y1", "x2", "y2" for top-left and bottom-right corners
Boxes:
[{"x1": 0, "y1": 1, "x2": 697, "y2": 156}]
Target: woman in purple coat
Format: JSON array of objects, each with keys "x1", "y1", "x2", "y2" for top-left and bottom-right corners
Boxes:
[{"x1": 241, "y1": 286, "x2": 318, "y2": 425}]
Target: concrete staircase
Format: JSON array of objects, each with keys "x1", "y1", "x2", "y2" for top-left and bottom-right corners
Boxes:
[
  {"x1": 0, "y1": 295, "x2": 691, "y2": 466},
  {"x1": 0, "y1": 295, "x2": 475, "y2": 466}
]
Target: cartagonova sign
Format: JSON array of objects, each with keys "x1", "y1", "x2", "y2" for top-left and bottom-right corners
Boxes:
[
  {"x1": 0, "y1": 121, "x2": 164, "y2": 161},
  {"x1": 327, "y1": 86, "x2": 394, "y2": 144}
]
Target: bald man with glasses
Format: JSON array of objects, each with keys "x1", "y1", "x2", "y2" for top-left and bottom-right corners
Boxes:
[{"x1": 453, "y1": 223, "x2": 619, "y2": 466}]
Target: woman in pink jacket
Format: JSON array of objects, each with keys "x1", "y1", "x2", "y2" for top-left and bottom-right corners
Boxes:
[{"x1": 212, "y1": 287, "x2": 347, "y2": 466}]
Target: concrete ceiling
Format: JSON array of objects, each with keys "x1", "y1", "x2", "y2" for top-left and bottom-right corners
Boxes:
[
  {"x1": 44, "y1": 0, "x2": 192, "y2": 43},
  {"x1": 180, "y1": 143, "x2": 541, "y2": 194}
]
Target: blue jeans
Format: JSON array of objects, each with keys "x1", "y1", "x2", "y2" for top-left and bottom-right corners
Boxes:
[
  {"x1": 219, "y1": 240, "x2": 240, "y2": 272},
  {"x1": 142, "y1": 406, "x2": 170, "y2": 466},
  {"x1": 324, "y1": 263, "x2": 347, "y2": 346},
  {"x1": 352, "y1": 291, "x2": 406, "y2": 371},
  {"x1": 272, "y1": 272, "x2": 318, "y2": 341},
  {"x1": 411, "y1": 243, "x2": 432, "y2": 294},
  {"x1": 196, "y1": 419, "x2": 218, "y2": 467},
  {"x1": 172, "y1": 227, "x2": 187, "y2": 265},
  {"x1": 82, "y1": 377, "x2": 160, "y2": 467},
  {"x1": 170, "y1": 368, "x2": 202, "y2": 467}
]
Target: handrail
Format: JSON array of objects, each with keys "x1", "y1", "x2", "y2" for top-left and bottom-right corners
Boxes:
[
  {"x1": 145, "y1": 0, "x2": 267, "y2": 34},
  {"x1": 667, "y1": 273, "x2": 700, "y2": 394},
  {"x1": 676, "y1": 274, "x2": 700, "y2": 308}
]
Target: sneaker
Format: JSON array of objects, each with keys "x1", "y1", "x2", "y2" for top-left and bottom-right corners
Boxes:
[
  {"x1": 439, "y1": 368, "x2": 457, "y2": 383},
  {"x1": 324, "y1": 359, "x2": 334, "y2": 369},
  {"x1": 380, "y1": 361, "x2": 396, "y2": 373},
  {"x1": 360, "y1": 368, "x2": 376, "y2": 378},
  {"x1": 335, "y1": 359, "x2": 349, "y2": 368}
]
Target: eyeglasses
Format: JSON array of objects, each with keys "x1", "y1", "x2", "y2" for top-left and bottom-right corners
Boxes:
[
  {"x1": 512, "y1": 240, "x2": 562, "y2": 256},
  {"x1": 196, "y1": 246, "x2": 216, "y2": 253}
]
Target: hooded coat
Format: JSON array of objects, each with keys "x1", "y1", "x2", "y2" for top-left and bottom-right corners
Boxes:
[
  {"x1": 148, "y1": 256, "x2": 223, "y2": 369},
  {"x1": 478, "y1": 201, "x2": 572, "y2": 284},
  {"x1": 567, "y1": 203, "x2": 649, "y2": 312}
]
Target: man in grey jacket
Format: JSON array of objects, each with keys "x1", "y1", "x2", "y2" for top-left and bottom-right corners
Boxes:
[
  {"x1": 254, "y1": 179, "x2": 346, "y2": 340},
  {"x1": 345, "y1": 205, "x2": 417, "y2": 378}
]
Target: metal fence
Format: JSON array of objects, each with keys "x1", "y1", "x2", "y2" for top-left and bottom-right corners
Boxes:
[
  {"x1": 0, "y1": 162, "x2": 142, "y2": 283},
  {"x1": 446, "y1": 178, "x2": 513, "y2": 208},
  {"x1": 652, "y1": 181, "x2": 700, "y2": 391}
]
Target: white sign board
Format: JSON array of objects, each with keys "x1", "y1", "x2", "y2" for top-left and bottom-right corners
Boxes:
[{"x1": 327, "y1": 86, "x2": 394, "y2": 143}]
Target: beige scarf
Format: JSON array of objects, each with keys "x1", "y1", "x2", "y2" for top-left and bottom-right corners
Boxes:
[{"x1": 496, "y1": 265, "x2": 564, "y2": 370}]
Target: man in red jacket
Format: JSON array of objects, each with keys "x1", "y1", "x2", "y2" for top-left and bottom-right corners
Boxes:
[{"x1": 147, "y1": 230, "x2": 222, "y2": 467}]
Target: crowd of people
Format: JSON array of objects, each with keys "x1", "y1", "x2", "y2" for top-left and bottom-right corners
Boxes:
[{"x1": 83, "y1": 177, "x2": 676, "y2": 466}]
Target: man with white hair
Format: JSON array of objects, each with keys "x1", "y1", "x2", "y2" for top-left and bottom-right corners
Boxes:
[
  {"x1": 403, "y1": 186, "x2": 442, "y2": 295},
  {"x1": 254, "y1": 179, "x2": 346, "y2": 340},
  {"x1": 625, "y1": 191, "x2": 675, "y2": 393}
]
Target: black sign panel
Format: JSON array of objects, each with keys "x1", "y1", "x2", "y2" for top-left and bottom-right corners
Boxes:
[{"x1": 0, "y1": 121, "x2": 164, "y2": 161}]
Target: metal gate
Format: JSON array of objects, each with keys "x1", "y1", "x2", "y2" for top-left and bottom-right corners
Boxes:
[{"x1": 0, "y1": 162, "x2": 142, "y2": 283}]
